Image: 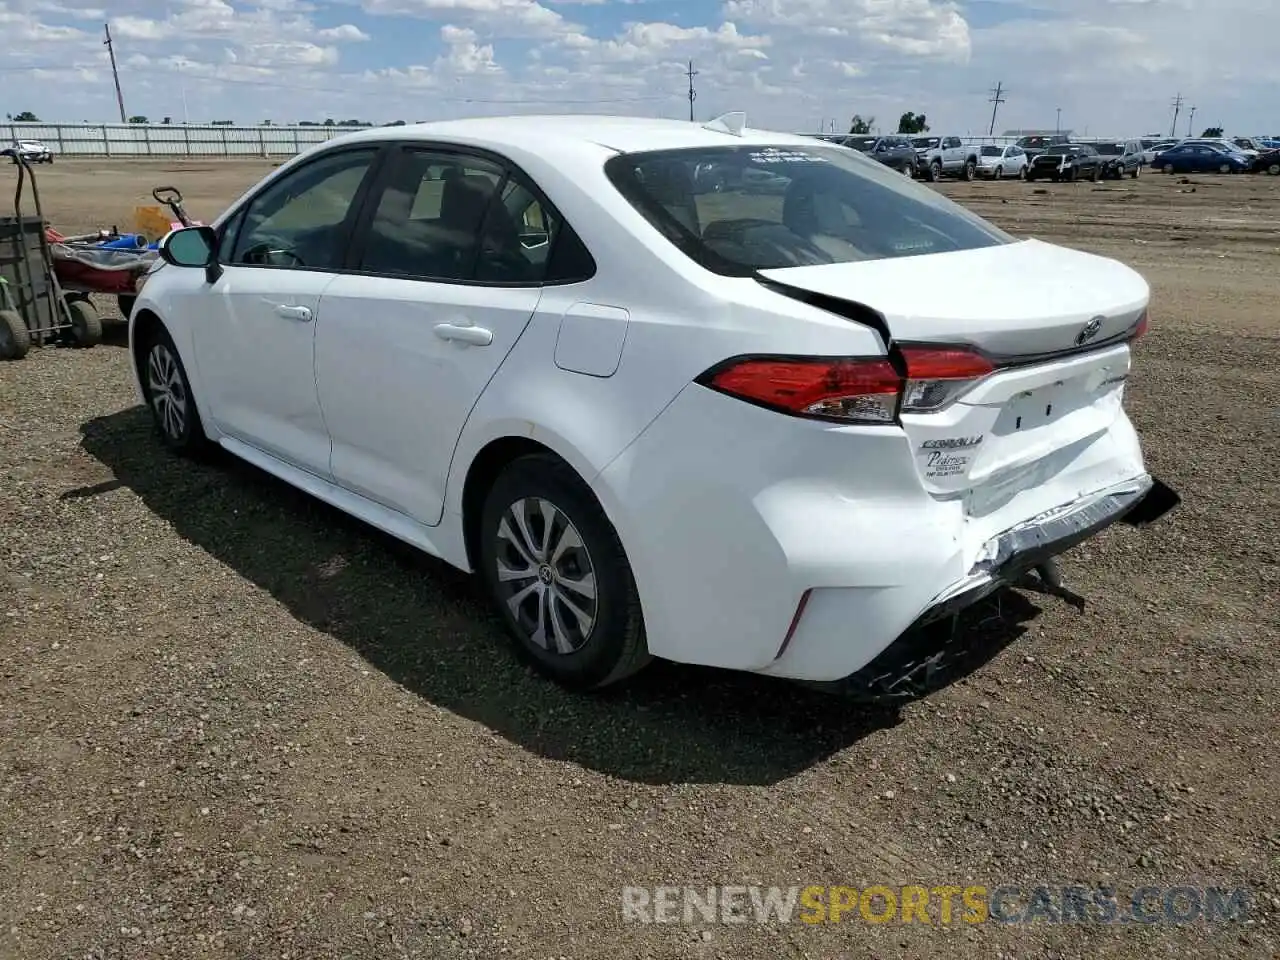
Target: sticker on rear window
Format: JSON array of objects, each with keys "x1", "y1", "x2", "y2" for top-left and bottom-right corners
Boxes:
[{"x1": 748, "y1": 148, "x2": 830, "y2": 164}]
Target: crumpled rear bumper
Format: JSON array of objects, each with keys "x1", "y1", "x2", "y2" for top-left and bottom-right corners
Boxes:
[{"x1": 814, "y1": 474, "x2": 1180, "y2": 700}]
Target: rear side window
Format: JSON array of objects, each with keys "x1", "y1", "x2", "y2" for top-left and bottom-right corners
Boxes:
[
  {"x1": 603, "y1": 144, "x2": 1012, "y2": 277},
  {"x1": 359, "y1": 147, "x2": 595, "y2": 285}
]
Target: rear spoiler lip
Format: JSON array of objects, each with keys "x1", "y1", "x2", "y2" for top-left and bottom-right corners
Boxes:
[{"x1": 751, "y1": 273, "x2": 1145, "y2": 369}]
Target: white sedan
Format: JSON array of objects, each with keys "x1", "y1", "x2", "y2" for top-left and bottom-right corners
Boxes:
[
  {"x1": 975, "y1": 143, "x2": 1029, "y2": 179},
  {"x1": 129, "y1": 114, "x2": 1178, "y2": 695}
]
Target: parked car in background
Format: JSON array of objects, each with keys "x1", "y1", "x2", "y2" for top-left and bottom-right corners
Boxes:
[
  {"x1": 975, "y1": 143, "x2": 1029, "y2": 179},
  {"x1": 1231, "y1": 136, "x2": 1267, "y2": 155},
  {"x1": 1142, "y1": 140, "x2": 1179, "y2": 164},
  {"x1": 1151, "y1": 142, "x2": 1252, "y2": 174},
  {"x1": 862, "y1": 135, "x2": 919, "y2": 175},
  {"x1": 127, "y1": 114, "x2": 1176, "y2": 693},
  {"x1": 10, "y1": 139, "x2": 52, "y2": 163},
  {"x1": 1091, "y1": 139, "x2": 1145, "y2": 179},
  {"x1": 1250, "y1": 148, "x2": 1280, "y2": 175},
  {"x1": 910, "y1": 135, "x2": 941, "y2": 164},
  {"x1": 1014, "y1": 134, "x2": 1069, "y2": 161},
  {"x1": 923, "y1": 136, "x2": 981, "y2": 181},
  {"x1": 1183, "y1": 138, "x2": 1257, "y2": 160},
  {"x1": 1026, "y1": 143, "x2": 1104, "y2": 182}
]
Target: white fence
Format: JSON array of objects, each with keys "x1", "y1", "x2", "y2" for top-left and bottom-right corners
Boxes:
[{"x1": 5, "y1": 122, "x2": 352, "y2": 158}]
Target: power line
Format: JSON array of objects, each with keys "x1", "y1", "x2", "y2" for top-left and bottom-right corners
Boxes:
[
  {"x1": 103, "y1": 22, "x2": 127, "y2": 123},
  {"x1": 987, "y1": 80, "x2": 1005, "y2": 136},
  {"x1": 1169, "y1": 92, "x2": 1183, "y2": 138},
  {"x1": 685, "y1": 60, "x2": 698, "y2": 122}
]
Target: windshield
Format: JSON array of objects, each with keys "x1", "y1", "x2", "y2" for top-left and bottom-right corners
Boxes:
[
  {"x1": 912, "y1": 137, "x2": 940, "y2": 148},
  {"x1": 1017, "y1": 136, "x2": 1049, "y2": 148},
  {"x1": 603, "y1": 144, "x2": 1014, "y2": 277},
  {"x1": 1042, "y1": 145, "x2": 1079, "y2": 157},
  {"x1": 980, "y1": 146, "x2": 1002, "y2": 157},
  {"x1": 1093, "y1": 143, "x2": 1123, "y2": 155}
]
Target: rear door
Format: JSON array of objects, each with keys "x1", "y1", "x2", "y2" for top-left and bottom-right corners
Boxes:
[{"x1": 313, "y1": 144, "x2": 585, "y2": 525}]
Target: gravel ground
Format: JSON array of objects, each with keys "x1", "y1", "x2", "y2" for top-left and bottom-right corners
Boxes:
[{"x1": 1, "y1": 160, "x2": 1277, "y2": 959}]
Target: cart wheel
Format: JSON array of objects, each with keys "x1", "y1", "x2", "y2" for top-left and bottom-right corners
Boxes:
[
  {"x1": 0, "y1": 309, "x2": 30, "y2": 360},
  {"x1": 117, "y1": 295, "x2": 137, "y2": 319},
  {"x1": 67, "y1": 298, "x2": 103, "y2": 348}
]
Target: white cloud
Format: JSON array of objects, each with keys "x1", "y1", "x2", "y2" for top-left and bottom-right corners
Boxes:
[{"x1": 362, "y1": 0, "x2": 576, "y2": 38}]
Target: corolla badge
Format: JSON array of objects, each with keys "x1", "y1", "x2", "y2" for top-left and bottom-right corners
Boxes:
[{"x1": 1076, "y1": 316, "x2": 1104, "y2": 345}]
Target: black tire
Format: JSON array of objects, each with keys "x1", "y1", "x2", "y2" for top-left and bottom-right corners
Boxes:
[
  {"x1": 962, "y1": 159, "x2": 976, "y2": 181},
  {"x1": 138, "y1": 323, "x2": 209, "y2": 455},
  {"x1": 0, "y1": 309, "x2": 30, "y2": 360},
  {"x1": 1268, "y1": 163, "x2": 1280, "y2": 176},
  {"x1": 117, "y1": 294, "x2": 136, "y2": 319},
  {"x1": 1091, "y1": 165, "x2": 1101, "y2": 182},
  {"x1": 479, "y1": 453, "x2": 650, "y2": 690},
  {"x1": 66, "y1": 298, "x2": 102, "y2": 348},
  {"x1": 1131, "y1": 165, "x2": 1141, "y2": 179},
  {"x1": 1018, "y1": 164, "x2": 1028, "y2": 181},
  {"x1": 927, "y1": 160, "x2": 941, "y2": 182},
  {"x1": 992, "y1": 165, "x2": 1002, "y2": 180}
]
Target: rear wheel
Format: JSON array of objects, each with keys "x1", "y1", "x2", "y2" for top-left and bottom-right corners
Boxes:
[
  {"x1": 1219, "y1": 163, "x2": 1231, "y2": 174},
  {"x1": 479, "y1": 454, "x2": 650, "y2": 690},
  {"x1": 992, "y1": 165, "x2": 1003, "y2": 180},
  {"x1": 1091, "y1": 165, "x2": 1101, "y2": 182},
  {"x1": 1268, "y1": 162, "x2": 1280, "y2": 176},
  {"x1": 1131, "y1": 164, "x2": 1141, "y2": 179},
  {"x1": 0, "y1": 309, "x2": 30, "y2": 360},
  {"x1": 1018, "y1": 164, "x2": 1028, "y2": 180}
]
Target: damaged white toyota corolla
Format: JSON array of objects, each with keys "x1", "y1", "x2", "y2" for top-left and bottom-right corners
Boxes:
[{"x1": 129, "y1": 113, "x2": 1178, "y2": 695}]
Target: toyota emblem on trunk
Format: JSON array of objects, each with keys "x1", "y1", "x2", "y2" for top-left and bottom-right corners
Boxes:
[{"x1": 1076, "y1": 316, "x2": 1104, "y2": 345}]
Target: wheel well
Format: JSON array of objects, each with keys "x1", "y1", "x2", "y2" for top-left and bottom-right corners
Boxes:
[
  {"x1": 131, "y1": 309, "x2": 164, "y2": 388},
  {"x1": 460, "y1": 436, "x2": 564, "y2": 571}
]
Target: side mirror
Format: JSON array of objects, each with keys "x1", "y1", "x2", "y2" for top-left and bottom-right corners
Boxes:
[{"x1": 159, "y1": 225, "x2": 222, "y2": 283}]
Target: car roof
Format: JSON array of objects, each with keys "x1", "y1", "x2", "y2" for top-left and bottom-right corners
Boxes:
[{"x1": 321, "y1": 114, "x2": 819, "y2": 158}]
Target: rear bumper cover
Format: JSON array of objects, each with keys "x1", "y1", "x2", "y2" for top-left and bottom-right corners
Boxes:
[{"x1": 822, "y1": 474, "x2": 1180, "y2": 699}]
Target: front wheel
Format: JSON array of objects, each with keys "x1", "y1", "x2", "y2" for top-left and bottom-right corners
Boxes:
[
  {"x1": 962, "y1": 159, "x2": 976, "y2": 181},
  {"x1": 1091, "y1": 165, "x2": 1101, "y2": 182},
  {"x1": 479, "y1": 454, "x2": 650, "y2": 690},
  {"x1": 927, "y1": 161, "x2": 941, "y2": 182},
  {"x1": 140, "y1": 325, "x2": 209, "y2": 455},
  {"x1": 992, "y1": 165, "x2": 1003, "y2": 180},
  {"x1": 0, "y1": 309, "x2": 30, "y2": 360},
  {"x1": 1131, "y1": 165, "x2": 1141, "y2": 179}
]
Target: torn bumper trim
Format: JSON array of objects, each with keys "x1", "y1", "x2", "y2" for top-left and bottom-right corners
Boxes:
[{"x1": 820, "y1": 473, "x2": 1180, "y2": 700}]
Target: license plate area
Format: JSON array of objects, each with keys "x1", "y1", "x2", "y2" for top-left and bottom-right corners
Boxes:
[{"x1": 994, "y1": 382, "x2": 1067, "y2": 435}]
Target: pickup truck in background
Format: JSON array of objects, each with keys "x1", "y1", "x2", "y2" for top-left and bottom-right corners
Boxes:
[{"x1": 922, "y1": 136, "x2": 982, "y2": 181}]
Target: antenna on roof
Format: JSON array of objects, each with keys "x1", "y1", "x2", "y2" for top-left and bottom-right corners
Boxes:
[{"x1": 703, "y1": 112, "x2": 746, "y2": 137}]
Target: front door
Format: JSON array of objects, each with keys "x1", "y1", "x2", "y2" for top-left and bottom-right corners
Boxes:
[
  {"x1": 192, "y1": 146, "x2": 381, "y2": 475},
  {"x1": 315, "y1": 145, "x2": 588, "y2": 524}
]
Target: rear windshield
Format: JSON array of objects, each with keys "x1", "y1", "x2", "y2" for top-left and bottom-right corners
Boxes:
[
  {"x1": 602, "y1": 144, "x2": 1014, "y2": 277},
  {"x1": 980, "y1": 146, "x2": 1002, "y2": 156}
]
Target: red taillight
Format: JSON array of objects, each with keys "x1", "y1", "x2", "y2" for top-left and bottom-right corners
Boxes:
[
  {"x1": 701, "y1": 356, "x2": 901, "y2": 424},
  {"x1": 898, "y1": 344, "x2": 994, "y2": 413},
  {"x1": 700, "y1": 345, "x2": 994, "y2": 422}
]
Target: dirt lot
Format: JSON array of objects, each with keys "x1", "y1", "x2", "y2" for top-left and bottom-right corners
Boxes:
[{"x1": 1, "y1": 159, "x2": 1277, "y2": 959}]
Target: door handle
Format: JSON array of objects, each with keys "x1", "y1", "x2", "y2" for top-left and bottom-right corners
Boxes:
[
  {"x1": 434, "y1": 322, "x2": 493, "y2": 346},
  {"x1": 274, "y1": 304, "x2": 312, "y2": 322}
]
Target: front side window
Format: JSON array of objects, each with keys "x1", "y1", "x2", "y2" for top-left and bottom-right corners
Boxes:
[
  {"x1": 231, "y1": 148, "x2": 377, "y2": 270},
  {"x1": 603, "y1": 144, "x2": 1013, "y2": 277}
]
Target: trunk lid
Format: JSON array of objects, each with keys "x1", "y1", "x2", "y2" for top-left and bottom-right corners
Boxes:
[{"x1": 758, "y1": 238, "x2": 1148, "y2": 507}]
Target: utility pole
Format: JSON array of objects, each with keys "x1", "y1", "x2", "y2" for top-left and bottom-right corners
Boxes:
[
  {"x1": 1056, "y1": 107, "x2": 1061, "y2": 133},
  {"x1": 1169, "y1": 92, "x2": 1183, "y2": 138},
  {"x1": 685, "y1": 60, "x2": 698, "y2": 122},
  {"x1": 1186, "y1": 105, "x2": 1196, "y2": 137},
  {"x1": 987, "y1": 81, "x2": 1006, "y2": 136},
  {"x1": 104, "y1": 22, "x2": 126, "y2": 123}
]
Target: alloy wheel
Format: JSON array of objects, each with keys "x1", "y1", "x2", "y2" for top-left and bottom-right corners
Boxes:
[
  {"x1": 147, "y1": 342, "x2": 188, "y2": 441},
  {"x1": 493, "y1": 496, "x2": 597, "y2": 655}
]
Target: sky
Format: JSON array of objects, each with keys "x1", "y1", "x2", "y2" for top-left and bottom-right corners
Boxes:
[{"x1": 1, "y1": 0, "x2": 1276, "y2": 136}]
